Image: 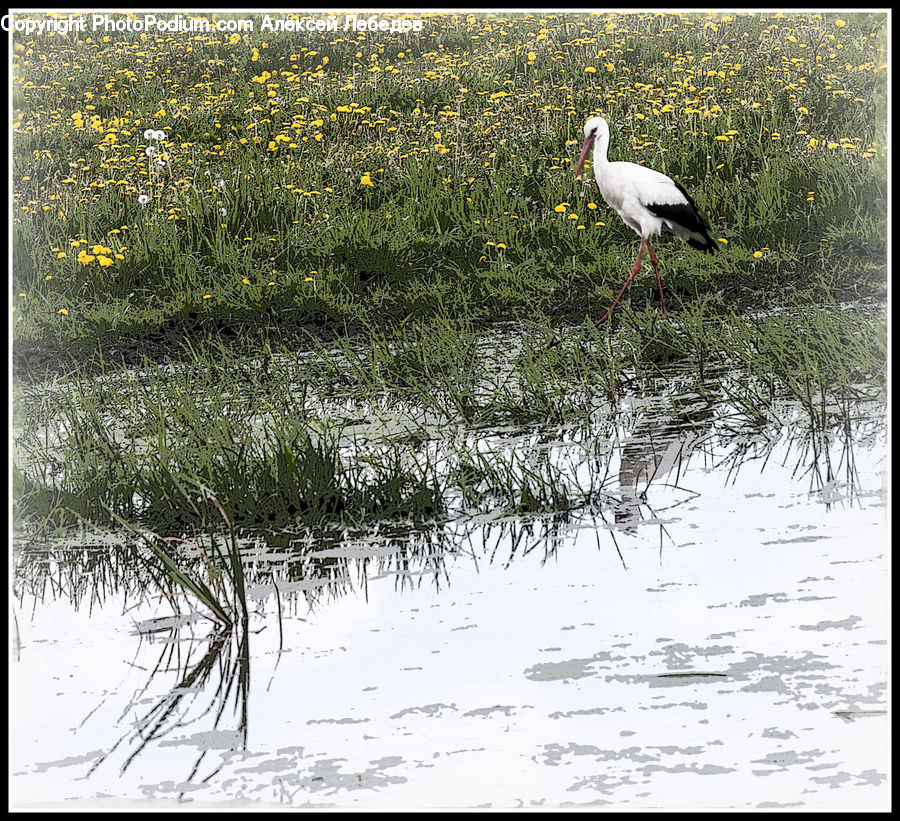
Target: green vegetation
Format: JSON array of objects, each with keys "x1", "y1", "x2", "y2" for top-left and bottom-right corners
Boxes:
[
  {"x1": 12, "y1": 11, "x2": 887, "y2": 368},
  {"x1": 14, "y1": 303, "x2": 886, "y2": 532},
  {"x1": 12, "y1": 12, "x2": 888, "y2": 622}
]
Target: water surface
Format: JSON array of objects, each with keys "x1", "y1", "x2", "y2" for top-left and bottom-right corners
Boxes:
[{"x1": 11, "y1": 400, "x2": 888, "y2": 809}]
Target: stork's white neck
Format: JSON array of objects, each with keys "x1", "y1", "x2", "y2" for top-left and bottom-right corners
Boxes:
[{"x1": 592, "y1": 126, "x2": 610, "y2": 169}]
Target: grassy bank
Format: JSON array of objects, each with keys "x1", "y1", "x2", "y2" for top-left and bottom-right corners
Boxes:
[
  {"x1": 11, "y1": 13, "x2": 889, "y2": 623},
  {"x1": 13, "y1": 303, "x2": 887, "y2": 535},
  {"x1": 12, "y1": 11, "x2": 888, "y2": 373}
]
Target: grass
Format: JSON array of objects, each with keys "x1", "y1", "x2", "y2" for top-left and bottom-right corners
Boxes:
[
  {"x1": 14, "y1": 303, "x2": 887, "y2": 535},
  {"x1": 12, "y1": 303, "x2": 886, "y2": 623},
  {"x1": 12, "y1": 12, "x2": 888, "y2": 623},
  {"x1": 12, "y1": 11, "x2": 887, "y2": 372}
]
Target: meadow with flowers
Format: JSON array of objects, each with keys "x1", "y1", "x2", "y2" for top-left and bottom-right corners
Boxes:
[
  {"x1": 12, "y1": 11, "x2": 887, "y2": 534},
  {"x1": 13, "y1": 11, "x2": 886, "y2": 359}
]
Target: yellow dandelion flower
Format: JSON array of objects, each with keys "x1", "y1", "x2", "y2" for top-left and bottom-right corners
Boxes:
[
  {"x1": 360, "y1": 173, "x2": 374, "y2": 187},
  {"x1": 753, "y1": 251, "x2": 763, "y2": 258},
  {"x1": 496, "y1": 243, "x2": 507, "y2": 250},
  {"x1": 97, "y1": 255, "x2": 114, "y2": 267},
  {"x1": 57, "y1": 308, "x2": 69, "y2": 315}
]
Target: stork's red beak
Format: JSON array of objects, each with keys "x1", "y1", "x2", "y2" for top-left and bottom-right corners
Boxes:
[{"x1": 575, "y1": 136, "x2": 594, "y2": 177}]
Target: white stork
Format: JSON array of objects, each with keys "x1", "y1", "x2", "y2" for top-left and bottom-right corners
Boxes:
[{"x1": 575, "y1": 115, "x2": 716, "y2": 321}]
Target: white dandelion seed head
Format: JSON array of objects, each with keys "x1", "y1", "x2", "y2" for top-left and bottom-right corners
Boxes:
[
  {"x1": 138, "y1": 194, "x2": 150, "y2": 206},
  {"x1": 145, "y1": 146, "x2": 157, "y2": 157},
  {"x1": 143, "y1": 128, "x2": 155, "y2": 140},
  {"x1": 154, "y1": 130, "x2": 167, "y2": 142}
]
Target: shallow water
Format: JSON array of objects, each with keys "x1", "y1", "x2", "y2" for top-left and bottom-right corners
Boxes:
[{"x1": 11, "y1": 407, "x2": 888, "y2": 810}]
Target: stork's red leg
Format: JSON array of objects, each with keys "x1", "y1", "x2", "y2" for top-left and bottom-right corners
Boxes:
[
  {"x1": 602, "y1": 237, "x2": 646, "y2": 323},
  {"x1": 645, "y1": 241, "x2": 668, "y2": 317}
]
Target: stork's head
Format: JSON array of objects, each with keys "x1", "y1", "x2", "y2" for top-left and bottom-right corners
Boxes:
[{"x1": 575, "y1": 115, "x2": 609, "y2": 177}]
